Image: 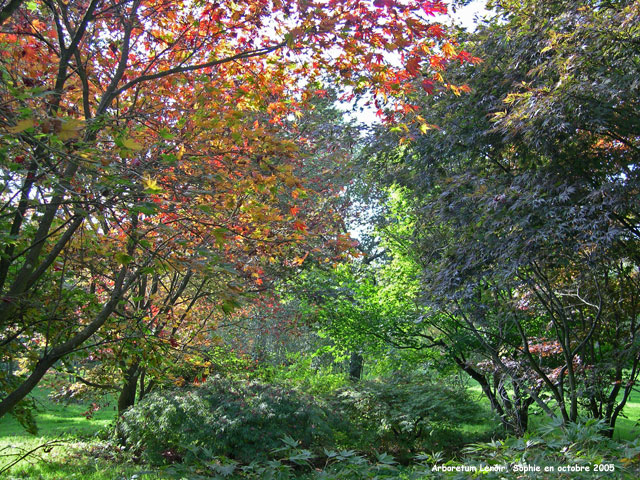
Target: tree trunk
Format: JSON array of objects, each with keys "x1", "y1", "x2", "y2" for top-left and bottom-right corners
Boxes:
[
  {"x1": 117, "y1": 363, "x2": 140, "y2": 415},
  {"x1": 349, "y1": 352, "x2": 363, "y2": 381},
  {"x1": 512, "y1": 382, "x2": 534, "y2": 436},
  {"x1": 454, "y1": 359, "x2": 505, "y2": 420},
  {"x1": 453, "y1": 357, "x2": 532, "y2": 436}
]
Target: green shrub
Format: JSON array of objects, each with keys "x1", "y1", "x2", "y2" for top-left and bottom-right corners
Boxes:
[
  {"x1": 118, "y1": 376, "x2": 334, "y2": 464},
  {"x1": 460, "y1": 418, "x2": 640, "y2": 479},
  {"x1": 330, "y1": 372, "x2": 482, "y2": 457}
]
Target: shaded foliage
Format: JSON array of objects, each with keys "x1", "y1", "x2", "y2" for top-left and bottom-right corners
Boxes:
[
  {"x1": 119, "y1": 376, "x2": 334, "y2": 464},
  {"x1": 331, "y1": 371, "x2": 485, "y2": 458},
  {"x1": 364, "y1": 0, "x2": 640, "y2": 434}
]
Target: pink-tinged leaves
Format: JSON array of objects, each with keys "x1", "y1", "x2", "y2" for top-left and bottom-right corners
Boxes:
[
  {"x1": 373, "y1": 0, "x2": 396, "y2": 9},
  {"x1": 406, "y1": 56, "x2": 421, "y2": 76},
  {"x1": 421, "y1": 1, "x2": 447, "y2": 16},
  {"x1": 421, "y1": 79, "x2": 434, "y2": 94}
]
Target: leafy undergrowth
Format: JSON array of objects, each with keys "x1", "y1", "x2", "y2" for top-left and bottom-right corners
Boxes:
[
  {"x1": 5, "y1": 432, "x2": 640, "y2": 480},
  {"x1": 118, "y1": 373, "x2": 491, "y2": 466},
  {"x1": 120, "y1": 423, "x2": 640, "y2": 479},
  {"x1": 118, "y1": 376, "x2": 336, "y2": 465},
  {"x1": 2, "y1": 383, "x2": 640, "y2": 479},
  {"x1": 327, "y1": 373, "x2": 490, "y2": 460}
]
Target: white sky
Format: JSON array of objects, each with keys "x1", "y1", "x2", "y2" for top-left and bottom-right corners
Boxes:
[{"x1": 452, "y1": 0, "x2": 489, "y2": 31}]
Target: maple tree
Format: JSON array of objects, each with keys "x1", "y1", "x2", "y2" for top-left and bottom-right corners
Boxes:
[
  {"x1": 364, "y1": 0, "x2": 640, "y2": 435},
  {"x1": 0, "y1": 0, "x2": 472, "y2": 424},
  {"x1": 52, "y1": 92, "x2": 360, "y2": 414}
]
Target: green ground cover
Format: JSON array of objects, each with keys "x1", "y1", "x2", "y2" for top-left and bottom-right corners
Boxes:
[{"x1": 1, "y1": 382, "x2": 638, "y2": 480}]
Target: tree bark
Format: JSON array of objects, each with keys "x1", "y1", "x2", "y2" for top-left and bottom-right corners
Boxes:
[
  {"x1": 349, "y1": 352, "x2": 363, "y2": 381},
  {"x1": 117, "y1": 362, "x2": 140, "y2": 415}
]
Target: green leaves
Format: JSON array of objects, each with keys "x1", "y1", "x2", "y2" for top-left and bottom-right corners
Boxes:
[
  {"x1": 119, "y1": 377, "x2": 335, "y2": 464},
  {"x1": 333, "y1": 372, "x2": 481, "y2": 454},
  {"x1": 132, "y1": 202, "x2": 159, "y2": 216},
  {"x1": 212, "y1": 228, "x2": 228, "y2": 247},
  {"x1": 364, "y1": 0, "x2": 640, "y2": 435},
  {"x1": 115, "y1": 252, "x2": 133, "y2": 265},
  {"x1": 0, "y1": 0, "x2": 471, "y2": 428},
  {"x1": 220, "y1": 298, "x2": 240, "y2": 315}
]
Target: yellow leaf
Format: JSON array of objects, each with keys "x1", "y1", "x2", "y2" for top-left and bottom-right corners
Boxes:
[
  {"x1": 123, "y1": 138, "x2": 144, "y2": 150},
  {"x1": 31, "y1": 19, "x2": 45, "y2": 31},
  {"x1": 143, "y1": 175, "x2": 162, "y2": 193},
  {"x1": 283, "y1": 173, "x2": 297, "y2": 187},
  {"x1": 176, "y1": 144, "x2": 185, "y2": 160},
  {"x1": 8, "y1": 118, "x2": 35, "y2": 134},
  {"x1": 442, "y1": 42, "x2": 457, "y2": 57},
  {"x1": 58, "y1": 118, "x2": 84, "y2": 140}
]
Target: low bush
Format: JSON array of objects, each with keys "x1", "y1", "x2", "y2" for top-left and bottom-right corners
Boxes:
[
  {"x1": 461, "y1": 418, "x2": 640, "y2": 479},
  {"x1": 118, "y1": 376, "x2": 334, "y2": 464},
  {"x1": 161, "y1": 437, "x2": 410, "y2": 479},
  {"x1": 330, "y1": 372, "x2": 484, "y2": 458},
  {"x1": 118, "y1": 373, "x2": 490, "y2": 469}
]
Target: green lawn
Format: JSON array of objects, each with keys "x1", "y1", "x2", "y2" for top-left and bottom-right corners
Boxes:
[
  {"x1": 466, "y1": 380, "x2": 640, "y2": 440},
  {"x1": 0, "y1": 388, "x2": 157, "y2": 480},
  {"x1": 1, "y1": 388, "x2": 115, "y2": 438},
  {"x1": 613, "y1": 395, "x2": 640, "y2": 441}
]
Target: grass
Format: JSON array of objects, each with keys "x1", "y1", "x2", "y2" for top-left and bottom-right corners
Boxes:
[
  {"x1": 1, "y1": 449, "x2": 156, "y2": 480},
  {"x1": 0, "y1": 387, "x2": 158, "y2": 480},
  {"x1": 1, "y1": 388, "x2": 115, "y2": 438},
  {"x1": 466, "y1": 379, "x2": 640, "y2": 440},
  {"x1": 613, "y1": 394, "x2": 640, "y2": 441}
]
